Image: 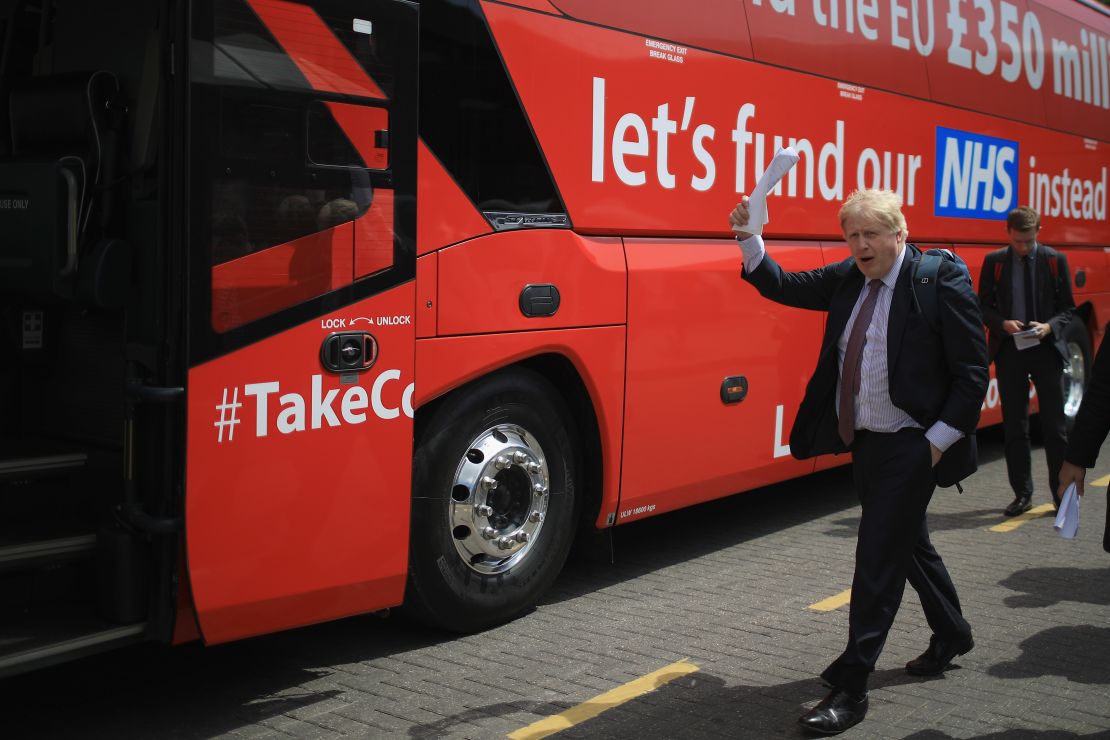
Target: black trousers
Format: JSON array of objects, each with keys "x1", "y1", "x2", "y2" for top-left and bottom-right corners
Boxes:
[
  {"x1": 996, "y1": 340, "x2": 1067, "y2": 505},
  {"x1": 820, "y1": 428, "x2": 970, "y2": 696}
]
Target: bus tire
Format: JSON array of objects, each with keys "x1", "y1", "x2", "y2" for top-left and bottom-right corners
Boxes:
[
  {"x1": 406, "y1": 368, "x2": 579, "y2": 632},
  {"x1": 1061, "y1": 320, "x2": 1093, "y2": 431}
]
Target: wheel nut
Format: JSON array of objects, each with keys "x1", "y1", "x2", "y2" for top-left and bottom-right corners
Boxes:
[
  {"x1": 497, "y1": 536, "x2": 514, "y2": 550},
  {"x1": 533, "y1": 483, "x2": 547, "y2": 495},
  {"x1": 476, "y1": 505, "x2": 493, "y2": 517},
  {"x1": 481, "y1": 527, "x2": 497, "y2": 539},
  {"x1": 513, "y1": 451, "x2": 527, "y2": 464},
  {"x1": 514, "y1": 531, "x2": 529, "y2": 543},
  {"x1": 527, "y1": 462, "x2": 541, "y2": 474},
  {"x1": 529, "y1": 511, "x2": 543, "y2": 523},
  {"x1": 482, "y1": 476, "x2": 499, "y2": 490},
  {"x1": 495, "y1": 456, "x2": 510, "y2": 470}
]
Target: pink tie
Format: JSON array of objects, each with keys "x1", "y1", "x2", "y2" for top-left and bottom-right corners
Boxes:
[{"x1": 838, "y1": 280, "x2": 883, "y2": 447}]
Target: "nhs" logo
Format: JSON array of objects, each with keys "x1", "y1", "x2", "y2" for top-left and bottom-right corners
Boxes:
[{"x1": 934, "y1": 127, "x2": 1018, "y2": 220}]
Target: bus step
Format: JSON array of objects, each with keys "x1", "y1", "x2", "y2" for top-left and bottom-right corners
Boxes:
[
  {"x1": 0, "y1": 452, "x2": 88, "y2": 482},
  {"x1": 0, "y1": 623, "x2": 146, "y2": 680},
  {"x1": 0, "y1": 535, "x2": 98, "y2": 573}
]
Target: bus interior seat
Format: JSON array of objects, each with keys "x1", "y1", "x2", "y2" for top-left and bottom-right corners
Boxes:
[{"x1": 1, "y1": 70, "x2": 130, "y2": 307}]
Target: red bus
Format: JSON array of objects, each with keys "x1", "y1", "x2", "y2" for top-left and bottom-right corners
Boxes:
[{"x1": 1, "y1": 0, "x2": 1107, "y2": 676}]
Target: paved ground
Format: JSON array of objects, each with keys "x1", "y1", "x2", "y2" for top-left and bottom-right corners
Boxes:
[{"x1": 5, "y1": 427, "x2": 1110, "y2": 739}]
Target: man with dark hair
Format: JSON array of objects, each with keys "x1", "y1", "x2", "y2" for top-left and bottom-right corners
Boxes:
[
  {"x1": 978, "y1": 206, "x2": 1075, "y2": 516},
  {"x1": 730, "y1": 190, "x2": 988, "y2": 734}
]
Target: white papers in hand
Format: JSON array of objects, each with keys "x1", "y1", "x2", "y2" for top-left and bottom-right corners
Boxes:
[
  {"x1": 1054, "y1": 482, "x2": 1080, "y2": 539},
  {"x1": 743, "y1": 147, "x2": 800, "y2": 236},
  {"x1": 1013, "y1": 328, "x2": 1040, "y2": 351}
]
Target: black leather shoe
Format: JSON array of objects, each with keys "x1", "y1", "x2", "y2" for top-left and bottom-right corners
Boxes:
[
  {"x1": 1003, "y1": 496, "x2": 1032, "y2": 516},
  {"x1": 798, "y1": 688, "x2": 868, "y2": 735},
  {"x1": 906, "y1": 633, "x2": 974, "y2": 676}
]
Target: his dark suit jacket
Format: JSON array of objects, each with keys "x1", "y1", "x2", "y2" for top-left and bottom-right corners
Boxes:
[
  {"x1": 743, "y1": 244, "x2": 989, "y2": 487},
  {"x1": 1063, "y1": 337, "x2": 1110, "y2": 552},
  {"x1": 978, "y1": 245, "x2": 1075, "y2": 362}
]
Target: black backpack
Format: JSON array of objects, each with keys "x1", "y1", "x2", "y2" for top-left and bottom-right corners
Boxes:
[{"x1": 911, "y1": 248, "x2": 972, "y2": 331}]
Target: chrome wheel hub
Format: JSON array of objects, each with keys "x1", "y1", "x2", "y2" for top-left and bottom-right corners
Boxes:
[
  {"x1": 1062, "y1": 340, "x2": 1086, "y2": 418},
  {"x1": 448, "y1": 424, "x2": 550, "y2": 575}
]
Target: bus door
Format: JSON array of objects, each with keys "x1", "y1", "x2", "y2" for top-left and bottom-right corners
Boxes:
[{"x1": 183, "y1": 0, "x2": 418, "y2": 643}]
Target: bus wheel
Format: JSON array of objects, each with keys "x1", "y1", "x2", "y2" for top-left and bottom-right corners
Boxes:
[
  {"x1": 1061, "y1": 321, "x2": 1092, "y2": 430},
  {"x1": 406, "y1": 368, "x2": 579, "y2": 632}
]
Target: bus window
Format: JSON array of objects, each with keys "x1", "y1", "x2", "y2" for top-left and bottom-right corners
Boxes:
[{"x1": 192, "y1": 0, "x2": 402, "y2": 333}]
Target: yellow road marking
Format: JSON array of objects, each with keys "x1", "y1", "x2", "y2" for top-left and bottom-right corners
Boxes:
[
  {"x1": 507, "y1": 660, "x2": 699, "y2": 740},
  {"x1": 989, "y1": 503, "x2": 1056, "y2": 532},
  {"x1": 1091, "y1": 474, "x2": 1110, "y2": 487},
  {"x1": 809, "y1": 588, "x2": 851, "y2": 612}
]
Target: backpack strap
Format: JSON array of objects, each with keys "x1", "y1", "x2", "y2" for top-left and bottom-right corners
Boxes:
[{"x1": 912, "y1": 251, "x2": 943, "y2": 331}]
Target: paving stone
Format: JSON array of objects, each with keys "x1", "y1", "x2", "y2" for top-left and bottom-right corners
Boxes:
[{"x1": 5, "y1": 429, "x2": 1110, "y2": 739}]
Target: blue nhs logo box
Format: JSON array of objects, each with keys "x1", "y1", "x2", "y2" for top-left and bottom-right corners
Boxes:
[{"x1": 934, "y1": 127, "x2": 1018, "y2": 220}]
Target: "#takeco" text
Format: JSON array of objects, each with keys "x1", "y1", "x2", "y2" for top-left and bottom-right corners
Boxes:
[{"x1": 240, "y1": 371, "x2": 414, "y2": 438}]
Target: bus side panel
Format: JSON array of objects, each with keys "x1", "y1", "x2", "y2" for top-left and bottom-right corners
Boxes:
[
  {"x1": 1072, "y1": 249, "x2": 1110, "y2": 341},
  {"x1": 1069, "y1": 249, "x2": 1110, "y2": 296},
  {"x1": 550, "y1": 0, "x2": 753, "y2": 59},
  {"x1": 415, "y1": 327, "x2": 626, "y2": 529},
  {"x1": 922, "y1": 2, "x2": 1050, "y2": 128},
  {"x1": 186, "y1": 287, "x2": 413, "y2": 644},
  {"x1": 493, "y1": 0, "x2": 562, "y2": 15},
  {"x1": 483, "y1": 2, "x2": 1110, "y2": 247},
  {"x1": 558, "y1": 0, "x2": 1109, "y2": 143},
  {"x1": 416, "y1": 140, "x2": 491, "y2": 256},
  {"x1": 744, "y1": 0, "x2": 932, "y2": 99},
  {"x1": 416, "y1": 252, "x2": 438, "y2": 338},
  {"x1": 436, "y1": 231, "x2": 626, "y2": 336},
  {"x1": 618, "y1": 240, "x2": 822, "y2": 521},
  {"x1": 1032, "y1": 1, "x2": 1110, "y2": 141}
]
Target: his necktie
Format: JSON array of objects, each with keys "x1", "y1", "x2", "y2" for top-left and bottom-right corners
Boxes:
[
  {"x1": 1022, "y1": 255, "x2": 1035, "y2": 324},
  {"x1": 838, "y1": 280, "x2": 883, "y2": 447}
]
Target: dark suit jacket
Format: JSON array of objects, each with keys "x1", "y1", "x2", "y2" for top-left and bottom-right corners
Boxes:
[
  {"x1": 977, "y1": 244, "x2": 1075, "y2": 362},
  {"x1": 1063, "y1": 337, "x2": 1110, "y2": 552},
  {"x1": 743, "y1": 244, "x2": 989, "y2": 487}
]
